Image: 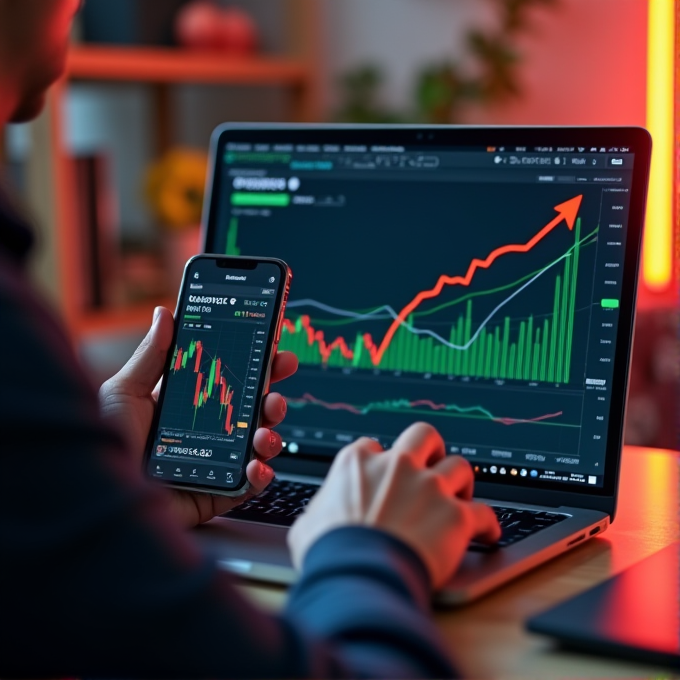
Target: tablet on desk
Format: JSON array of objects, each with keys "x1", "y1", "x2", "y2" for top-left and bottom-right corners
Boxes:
[{"x1": 526, "y1": 542, "x2": 680, "y2": 669}]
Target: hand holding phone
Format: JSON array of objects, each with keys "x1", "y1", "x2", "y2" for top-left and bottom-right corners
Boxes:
[{"x1": 144, "y1": 255, "x2": 292, "y2": 498}]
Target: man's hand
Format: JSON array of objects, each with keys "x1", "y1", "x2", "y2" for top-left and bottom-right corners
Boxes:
[
  {"x1": 99, "y1": 306, "x2": 298, "y2": 528},
  {"x1": 288, "y1": 423, "x2": 501, "y2": 590}
]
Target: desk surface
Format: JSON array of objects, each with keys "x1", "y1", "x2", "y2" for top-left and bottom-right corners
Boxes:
[{"x1": 238, "y1": 446, "x2": 678, "y2": 679}]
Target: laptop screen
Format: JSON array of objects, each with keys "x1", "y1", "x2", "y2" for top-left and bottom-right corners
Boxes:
[{"x1": 204, "y1": 126, "x2": 650, "y2": 497}]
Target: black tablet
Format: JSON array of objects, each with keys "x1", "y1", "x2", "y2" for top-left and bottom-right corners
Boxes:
[{"x1": 527, "y1": 542, "x2": 680, "y2": 669}]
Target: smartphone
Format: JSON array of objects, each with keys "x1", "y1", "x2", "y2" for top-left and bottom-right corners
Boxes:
[{"x1": 145, "y1": 255, "x2": 291, "y2": 496}]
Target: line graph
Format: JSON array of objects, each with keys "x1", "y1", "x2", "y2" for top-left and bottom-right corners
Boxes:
[
  {"x1": 285, "y1": 225, "x2": 596, "y2": 355},
  {"x1": 285, "y1": 392, "x2": 571, "y2": 427},
  {"x1": 286, "y1": 224, "x2": 596, "y2": 328},
  {"x1": 375, "y1": 194, "x2": 582, "y2": 364},
  {"x1": 279, "y1": 198, "x2": 585, "y2": 383}
]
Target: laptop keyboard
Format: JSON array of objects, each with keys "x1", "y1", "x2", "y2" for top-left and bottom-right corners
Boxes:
[
  {"x1": 225, "y1": 478, "x2": 315, "y2": 526},
  {"x1": 223, "y1": 478, "x2": 568, "y2": 550},
  {"x1": 468, "y1": 506, "x2": 567, "y2": 551}
]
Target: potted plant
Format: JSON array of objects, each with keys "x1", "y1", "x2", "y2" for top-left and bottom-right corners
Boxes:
[{"x1": 144, "y1": 147, "x2": 208, "y2": 288}]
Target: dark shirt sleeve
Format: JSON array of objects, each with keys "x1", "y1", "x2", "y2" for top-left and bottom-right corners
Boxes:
[{"x1": 0, "y1": 250, "x2": 456, "y2": 679}]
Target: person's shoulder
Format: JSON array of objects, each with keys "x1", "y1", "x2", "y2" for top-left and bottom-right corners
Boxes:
[{"x1": 0, "y1": 182, "x2": 34, "y2": 263}]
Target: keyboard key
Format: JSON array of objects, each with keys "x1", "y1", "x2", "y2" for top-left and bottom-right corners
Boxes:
[
  {"x1": 223, "y1": 480, "x2": 568, "y2": 544},
  {"x1": 224, "y1": 478, "x2": 320, "y2": 527}
]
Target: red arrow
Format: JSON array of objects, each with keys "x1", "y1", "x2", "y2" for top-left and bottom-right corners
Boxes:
[{"x1": 370, "y1": 194, "x2": 583, "y2": 364}]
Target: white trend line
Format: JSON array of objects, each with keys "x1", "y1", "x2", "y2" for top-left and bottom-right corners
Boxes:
[
  {"x1": 286, "y1": 299, "x2": 396, "y2": 321},
  {"x1": 286, "y1": 248, "x2": 575, "y2": 352}
]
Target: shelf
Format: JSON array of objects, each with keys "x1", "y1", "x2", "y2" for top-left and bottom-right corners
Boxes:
[
  {"x1": 34, "y1": 0, "x2": 321, "y2": 343},
  {"x1": 66, "y1": 45, "x2": 310, "y2": 85},
  {"x1": 74, "y1": 298, "x2": 177, "y2": 338}
]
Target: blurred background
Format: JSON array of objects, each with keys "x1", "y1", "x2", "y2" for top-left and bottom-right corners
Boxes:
[{"x1": 0, "y1": 0, "x2": 677, "y2": 449}]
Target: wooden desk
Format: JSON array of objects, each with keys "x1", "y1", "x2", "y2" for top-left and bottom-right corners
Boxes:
[{"x1": 239, "y1": 446, "x2": 678, "y2": 679}]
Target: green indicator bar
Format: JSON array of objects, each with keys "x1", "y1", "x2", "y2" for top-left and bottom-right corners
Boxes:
[
  {"x1": 601, "y1": 299, "x2": 620, "y2": 309},
  {"x1": 517, "y1": 321, "x2": 526, "y2": 379},
  {"x1": 565, "y1": 218, "x2": 581, "y2": 382},
  {"x1": 470, "y1": 336, "x2": 478, "y2": 378},
  {"x1": 477, "y1": 329, "x2": 486, "y2": 377},
  {"x1": 525, "y1": 316, "x2": 533, "y2": 381},
  {"x1": 388, "y1": 333, "x2": 397, "y2": 371},
  {"x1": 549, "y1": 276, "x2": 560, "y2": 382},
  {"x1": 447, "y1": 327, "x2": 455, "y2": 376},
  {"x1": 463, "y1": 301, "x2": 472, "y2": 376},
  {"x1": 226, "y1": 217, "x2": 241, "y2": 256},
  {"x1": 484, "y1": 333, "x2": 492, "y2": 379},
  {"x1": 425, "y1": 338, "x2": 433, "y2": 373},
  {"x1": 207, "y1": 358, "x2": 215, "y2": 397},
  {"x1": 231, "y1": 192, "x2": 290, "y2": 207},
  {"x1": 532, "y1": 334, "x2": 540, "y2": 382},
  {"x1": 404, "y1": 318, "x2": 413, "y2": 372},
  {"x1": 381, "y1": 338, "x2": 390, "y2": 371},
  {"x1": 540, "y1": 319, "x2": 549, "y2": 382},
  {"x1": 501, "y1": 317, "x2": 510, "y2": 379},
  {"x1": 494, "y1": 327, "x2": 501, "y2": 378},
  {"x1": 396, "y1": 327, "x2": 405, "y2": 372},
  {"x1": 298, "y1": 323, "x2": 308, "y2": 364},
  {"x1": 184, "y1": 315, "x2": 201, "y2": 320},
  {"x1": 558, "y1": 255, "x2": 570, "y2": 383},
  {"x1": 352, "y1": 332, "x2": 363, "y2": 367},
  {"x1": 455, "y1": 315, "x2": 464, "y2": 375}
]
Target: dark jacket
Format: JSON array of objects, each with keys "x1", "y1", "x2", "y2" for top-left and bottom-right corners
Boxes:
[{"x1": 0, "y1": 186, "x2": 456, "y2": 679}]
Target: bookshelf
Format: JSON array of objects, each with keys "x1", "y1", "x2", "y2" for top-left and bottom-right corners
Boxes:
[
  {"x1": 24, "y1": 0, "x2": 321, "y2": 340},
  {"x1": 66, "y1": 46, "x2": 311, "y2": 85}
]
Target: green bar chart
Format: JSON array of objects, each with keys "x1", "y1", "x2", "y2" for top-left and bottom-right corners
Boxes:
[{"x1": 279, "y1": 218, "x2": 583, "y2": 384}]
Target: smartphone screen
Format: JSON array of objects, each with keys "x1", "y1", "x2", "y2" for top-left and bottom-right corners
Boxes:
[{"x1": 146, "y1": 256, "x2": 289, "y2": 494}]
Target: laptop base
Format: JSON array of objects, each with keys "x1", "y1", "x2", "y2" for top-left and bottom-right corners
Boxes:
[{"x1": 195, "y1": 502, "x2": 609, "y2": 605}]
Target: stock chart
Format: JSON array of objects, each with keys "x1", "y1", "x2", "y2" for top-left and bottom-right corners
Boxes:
[
  {"x1": 148, "y1": 257, "x2": 283, "y2": 488},
  {"x1": 168, "y1": 338, "x2": 238, "y2": 435},
  {"x1": 216, "y1": 172, "x2": 624, "y2": 468}
]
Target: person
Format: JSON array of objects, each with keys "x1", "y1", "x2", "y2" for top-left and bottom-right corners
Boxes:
[{"x1": 0, "y1": 2, "x2": 501, "y2": 677}]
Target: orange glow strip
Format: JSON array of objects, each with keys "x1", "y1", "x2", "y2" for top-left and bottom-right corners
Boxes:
[{"x1": 644, "y1": 0, "x2": 675, "y2": 290}]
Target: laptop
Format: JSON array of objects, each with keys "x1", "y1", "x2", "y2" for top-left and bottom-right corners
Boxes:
[{"x1": 195, "y1": 124, "x2": 651, "y2": 604}]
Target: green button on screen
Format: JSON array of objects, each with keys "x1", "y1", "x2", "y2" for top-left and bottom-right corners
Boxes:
[{"x1": 231, "y1": 193, "x2": 290, "y2": 207}]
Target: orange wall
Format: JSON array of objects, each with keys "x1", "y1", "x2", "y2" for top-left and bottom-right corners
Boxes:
[
  {"x1": 468, "y1": 0, "x2": 648, "y2": 128},
  {"x1": 323, "y1": 0, "x2": 673, "y2": 307},
  {"x1": 465, "y1": 0, "x2": 674, "y2": 309}
]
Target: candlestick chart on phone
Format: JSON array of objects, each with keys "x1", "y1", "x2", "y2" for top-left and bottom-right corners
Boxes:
[{"x1": 169, "y1": 339, "x2": 238, "y2": 434}]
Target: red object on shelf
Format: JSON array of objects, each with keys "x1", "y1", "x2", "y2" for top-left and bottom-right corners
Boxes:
[
  {"x1": 215, "y1": 7, "x2": 258, "y2": 55},
  {"x1": 175, "y1": 1, "x2": 257, "y2": 55}
]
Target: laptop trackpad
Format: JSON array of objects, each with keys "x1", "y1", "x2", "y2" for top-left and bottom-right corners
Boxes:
[{"x1": 195, "y1": 517, "x2": 296, "y2": 584}]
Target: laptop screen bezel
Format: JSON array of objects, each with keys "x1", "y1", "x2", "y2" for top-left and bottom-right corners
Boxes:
[{"x1": 203, "y1": 124, "x2": 652, "y2": 520}]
